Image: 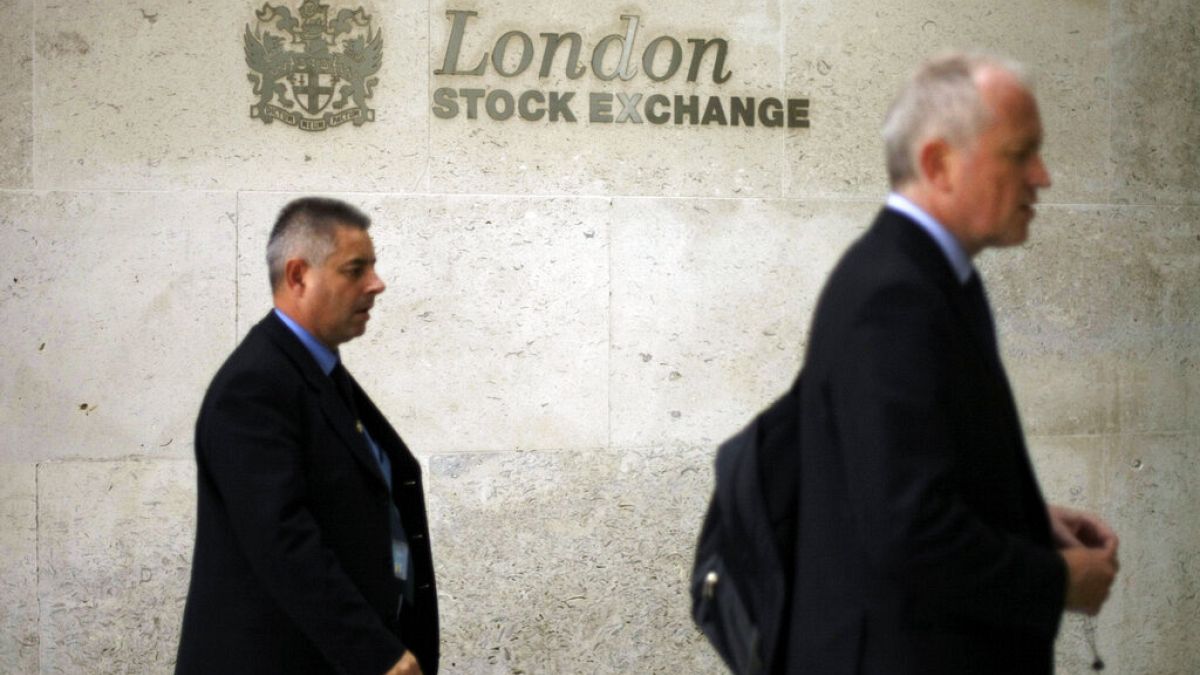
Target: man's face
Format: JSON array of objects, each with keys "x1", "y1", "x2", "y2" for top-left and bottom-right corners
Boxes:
[
  {"x1": 300, "y1": 224, "x2": 385, "y2": 348},
  {"x1": 948, "y1": 69, "x2": 1052, "y2": 253}
]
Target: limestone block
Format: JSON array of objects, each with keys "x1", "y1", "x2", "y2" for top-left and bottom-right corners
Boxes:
[
  {"x1": 0, "y1": 464, "x2": 38, "y2": 673},
  {"x1": 0, "y1": 191, "x2": 236, "y2": 461},
  {"x1": 34, "y1": 0, "x2": 429, "y2": 192},
  {"x1": 1100, "y1": 434, "x2": 1200, "y2": 673},
  {"x1": 237, "y1": 193, "x2": 609, "y2": 455},
  {"x1": 610, "y1": 198, "x2": 872, "y2": 448},
  {"x1": 982, "y1": 205, "x2": 1200, "y2": 435},
  {"x1": 426, "y1": 445, "x2": 724, "y2": 673},
  {"x1": 1015, "y1": 348, "x2": 1199, "y2": 437},
  {"x1": 1110, "y1": 0, "x2": 1200, "y2": 205},
  {"x1": 1027, "y1": 435, "x2": 1109, "y2": 513},
  {"x1": 1008, "y1": 352, "x2": 1121, "y2": 437},
  {"x1": 985, "y1": 204, "x2": 1200, "y2": 350},
  {"x1": 38, "y1": 459, "x2": 196, "y2": 674},
  {"x1": 427, "y1": 0, "x2": 789, "y2": 197},
  {"x1": 986, "y1": 205, "x2": 1200, "y2": 348},
  {"x1": 0, "y1": 0, "x2": 32, "y2": 188},
  {"x1": 783, "y1": 0, "x2": 1110, "y2": 202}
]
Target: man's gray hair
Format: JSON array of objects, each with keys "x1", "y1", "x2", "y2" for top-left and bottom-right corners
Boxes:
[
  {"x1": 882, "y1": 51, "x2": 1031, "y2": 188},
  {"x1": 266, "y1": 197, "x2": 372, "y2": 291}
]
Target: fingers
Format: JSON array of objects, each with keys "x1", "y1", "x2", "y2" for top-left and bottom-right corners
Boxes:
[
  {"x1": 1050, "y1": 515, "x2": 1083, "y2": 548},
  {"x1": 1062, "y1": 547, "x2": 1118, "y2": 616},
  {"x1": 1049, "y1": 505, "x2": 1119, "y2": 553}
]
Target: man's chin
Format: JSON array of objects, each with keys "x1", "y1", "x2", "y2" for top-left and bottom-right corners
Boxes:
[
  {"x1": 995, "y1": 218, "x2": 1031, "y2": 248},
  {"x1": 336, "y1": 323, "x2": 369, "y2": 345}
]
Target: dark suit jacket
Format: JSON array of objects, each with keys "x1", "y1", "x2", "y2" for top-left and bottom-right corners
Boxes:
[
  {"x1": 783, "y1": 208, "x2": 1066, "y2": 674},
  {"x1": 176, "y1": 312, "x2": 439, "y2": 675}
]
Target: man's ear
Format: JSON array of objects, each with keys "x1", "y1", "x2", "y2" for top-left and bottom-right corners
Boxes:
[
  {"x1": 283, "y1": 258, "x2": 309, "y2": 295},
  {"x1": 917, "y1": 138, "x2": 956, "y2": 193}
]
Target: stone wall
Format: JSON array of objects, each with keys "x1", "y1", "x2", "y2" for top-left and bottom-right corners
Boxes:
[{"x1": 1, "y1": 0, "x2": 1197, "y2": 672}]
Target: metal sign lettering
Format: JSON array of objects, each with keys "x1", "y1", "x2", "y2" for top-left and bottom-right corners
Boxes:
[
  {"x1": 429, "y1": 10, "x2": 811, "y2": 130},
  {"x1": 245, "y1": 0, "x2": 381, "y2": 131}
]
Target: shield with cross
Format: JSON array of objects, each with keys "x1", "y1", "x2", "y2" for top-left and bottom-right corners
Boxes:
[
  {"x1": 245, "y1": 1, "x2": 380, "y2": 131},
  {"x1": 291, "y1": 54, "x2": 338, "y2": 115}
]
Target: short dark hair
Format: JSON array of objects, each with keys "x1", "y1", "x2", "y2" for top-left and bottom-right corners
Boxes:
[{"x1": 266, "y1": 197, "x2": 372, "y2": 290}]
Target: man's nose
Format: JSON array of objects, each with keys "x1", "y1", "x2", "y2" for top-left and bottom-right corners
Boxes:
[
  {"x1": 366, "y1": 269, "x2": 386, "y2": 294},
  {"x1": 1030, "y1": 154, "x2": 1052, "y2": 188}
]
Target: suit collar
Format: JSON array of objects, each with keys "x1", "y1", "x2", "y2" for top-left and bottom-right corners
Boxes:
[
  {"x1": 259, "y1": 311, "x2": 332, "y2": 390},
  {"x1": 256, "y1": 312, "x2": 391, "y2": 489},
  {"x1": 874, "y1": 209, "x2": 1001, "y2": 362},
  {"x1": 873, "y1": 208, "x2": 964, "y2": 293},
  {"x1": 272, "y1": 308, "x2": 338, "y2": 375},
  {"x1": 885, "y1": 194, "x2": 974, "y2": 284}
]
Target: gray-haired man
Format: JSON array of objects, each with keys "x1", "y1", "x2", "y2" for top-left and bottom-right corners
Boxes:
[{"x1": 782, "y1": 53, "x2": 1118, "y2": 673}]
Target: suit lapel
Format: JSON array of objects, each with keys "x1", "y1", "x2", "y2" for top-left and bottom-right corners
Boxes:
[
  {"x1": 881, "y1": 210, "x2": 1002, "y2": 379},
  {"x1": 258, "y1": 312, "x2": 390, "y2": 490},
  {"x1": 881, "y1": 213, "x2": 1052, "y2": 542},
  {"x1": 353, "y1": 380, "x2": 420, "y2": 479}
]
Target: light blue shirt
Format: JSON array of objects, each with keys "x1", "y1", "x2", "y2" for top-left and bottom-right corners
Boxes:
[
  {"x1": 886, "y1": 193, "x2": 974, "y2": 285},
  {"x1": 273, "y1": 308, "x2": 338, "y2": 375}
]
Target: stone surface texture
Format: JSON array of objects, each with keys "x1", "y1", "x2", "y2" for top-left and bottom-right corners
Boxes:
[
  {"x1": 0, "y1": 465, "x2": 38, "y2": 674},
  {"x1": 1109, "y1": 0, "x2": 1200, "y2": 205},
  {"x1": 0, "y1": 0, "x2": 32, "y2": 188},
  {"x1": 610, "y1": 197, "x2": 871, "y2": 448},
  {"x1": 783, "y1": 0, "x2": 1111, "y2": 203},
  {"x1": 34, "y1": 0, "x2": 429, "y2": 192},
  {"x1": 0, "y1": 191, "x2": 236, "y2": 462},
  {"x1": 983, "y1": 205, "x2": 1200, "y2": 438},
  {"x1": 1, "y1": 0, "x2": 1197, "y2": 672},
  {"x1": 427, "y1": 446, "x2": 724, "y2": 674},
  {"x1": 37, "y1": 460, "x2": 195, "y2": 674}
]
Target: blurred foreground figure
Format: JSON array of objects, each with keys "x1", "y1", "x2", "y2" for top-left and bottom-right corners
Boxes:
[
  {"x1": 177, "y1": 197, "x2": 438, "y2": 675},
  {"x1": 784, "y1": 52, "x2": 1118, "y2": 674}
]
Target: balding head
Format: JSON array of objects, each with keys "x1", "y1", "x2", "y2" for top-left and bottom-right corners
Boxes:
[
  {"x1": 882, "y1": 52, "x2": 1031, "y2": 189},
  {"x1": 885, "y1": 52, "x2": 1051, "y2": 256}
]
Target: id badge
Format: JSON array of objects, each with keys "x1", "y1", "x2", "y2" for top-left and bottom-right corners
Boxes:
[{"x1": 392, "y1": 538, "x2": 410, "y2": 580}]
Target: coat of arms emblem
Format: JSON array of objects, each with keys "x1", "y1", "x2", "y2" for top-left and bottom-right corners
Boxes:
[{"x1": 245, "y1": 0, "x2": 381, "y2": 131}]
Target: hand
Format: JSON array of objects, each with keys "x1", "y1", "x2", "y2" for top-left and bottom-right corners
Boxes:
[
  {"x1": 1061, "y1": 546, "x2": 1117, "y2": 616},
  {"x1": 384, "y1": 651, "x2": 422, "y2": 675},
  {"x1": 1048, "y1": 504, "x2": 1118, "y2": 554}
]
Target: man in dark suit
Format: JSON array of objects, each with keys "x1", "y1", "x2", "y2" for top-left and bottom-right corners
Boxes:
[
  {"x1": 177, "y1": 198, "x2": 438, "y2": 675},
  {"x1": 784, "y1": 53, "x2": 1118, "y2": 673}
]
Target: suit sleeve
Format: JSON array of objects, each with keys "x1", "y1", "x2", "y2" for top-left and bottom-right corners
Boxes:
[
  {"x1": 197, "y1": 366, "x2": 404, "y2": 675},
  {"x1": 829, "y1": 279, "x2": 1066, "y2": 637}
]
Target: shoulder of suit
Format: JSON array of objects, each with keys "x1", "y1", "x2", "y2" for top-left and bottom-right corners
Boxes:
[
  {"x1": 840, "y1": 210, "x2": 957, "y2": 291},
  {"x1": 206, "y1": 315, "x2": 306, "y2": 394}
]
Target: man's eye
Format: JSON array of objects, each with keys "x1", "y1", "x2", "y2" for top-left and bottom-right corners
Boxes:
[{"x1": 1013, "y1": 147, "x2": 1037, "y2": 162}]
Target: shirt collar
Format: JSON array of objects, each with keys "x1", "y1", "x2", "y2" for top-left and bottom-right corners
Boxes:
[
  {"x1": 886, "y1": 193, "x2": 975, "y2": 284},
  {"x1": 273, "y1": 308, "x2": 339, "y2": 375}
]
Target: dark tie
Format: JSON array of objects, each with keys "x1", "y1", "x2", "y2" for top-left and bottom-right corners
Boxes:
[
  {"x1": 329, "y1": 361, "x2": 415, "y2": 607},
  {"x1": 962, "y1": 273, "x2": 997, "y2": 355},
  {"x1": 330, "y1": 362, "x2": 361, "y2": 422}
]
